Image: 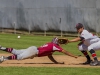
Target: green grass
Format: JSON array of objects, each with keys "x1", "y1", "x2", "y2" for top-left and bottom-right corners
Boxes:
[
  {"x1": 0, "y1": 33, "x2": 100, "y2": 75},
  {"x1": 0, "y1": 33, "x2": 84, "y2": 55},
  {"x1": 0, "y1": 67, "x2": 100, "y2": 75},
  {"x1": 0, "y1": 33, "x2": 99, "y2": 56}
]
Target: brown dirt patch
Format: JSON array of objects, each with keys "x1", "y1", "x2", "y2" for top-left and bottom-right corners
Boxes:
[{"x1": 0, "y1": 54, "x2": 100, "y2": 67}]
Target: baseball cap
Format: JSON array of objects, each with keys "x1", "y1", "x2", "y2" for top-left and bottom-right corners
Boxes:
[{"x1": 75, "y1": 23, "x2": 83, "y2": 30}]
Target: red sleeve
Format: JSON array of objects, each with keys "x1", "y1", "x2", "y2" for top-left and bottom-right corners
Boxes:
[{"x1": 53, "y1": 44, "x2": 63, "y2": 52}]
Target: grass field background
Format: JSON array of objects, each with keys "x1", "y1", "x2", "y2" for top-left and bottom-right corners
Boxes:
[
  {"x1": 0, "y1": 33, "x2": 100, "y2": 75},
  {"x1": 0, "y1": 67, "x2": 100, "y2": 75}
]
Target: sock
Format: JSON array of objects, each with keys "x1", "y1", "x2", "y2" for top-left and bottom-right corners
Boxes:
[
  {"x1": 7, "y1": 55, "x2": 17, "y2": 60},
  {"x1": 81, "y1": 51, "x2": 91, "y2": 61},
  {"x1": 89, "y1": 49, "x2": 98, "y2": 61},
  {"x1": 2, "y1": 48, "x2": 13, "y2": 53}
]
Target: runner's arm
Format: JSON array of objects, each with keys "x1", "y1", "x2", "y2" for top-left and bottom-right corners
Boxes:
[
  {"x1": 61, "y1": 50, "x2": 78, "y2": 58},
  {"x1": 48, "y1": 55, "x2": 64, "y2": 64}
]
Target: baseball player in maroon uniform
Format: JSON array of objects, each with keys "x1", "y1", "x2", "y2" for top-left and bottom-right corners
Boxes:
[
  {"x1": 68, "y1": 23, "x2": 100, "y2": 66},
  {"x1": 0, "y1": 37, "x2": 77, "y2": 64}
]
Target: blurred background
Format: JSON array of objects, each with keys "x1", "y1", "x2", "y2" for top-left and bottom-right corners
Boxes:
[{"x1": 0, "y1": 0, "x2": 100, "y2": 36}]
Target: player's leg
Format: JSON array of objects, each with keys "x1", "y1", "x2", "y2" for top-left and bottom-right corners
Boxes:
[
  {"x1": 0, "y1": 46, "x2": 20, "y2": 63},
  {"x1": 16, "y1": 46, "x2": 38, "y2": 60},
  {"x1": 88, "y1": 41, "x2": 100, "y2": 66},
  {"x1": 0, "y1": 46, "x2": 13, "y2": 53},
  {"x1": 78, "y1": 43, "x2": 92, "y2": 64},
  {"x1": 0, "y1": 49, "x2": 28, "y2": 62},
  {"x1": 0, "y1": 46, "x2": 38, "y2": 63},
  {"x1": 11, "y1": 49, "x2": 26, "y2": 55},
  {"x1": 81, "y1": 51, "x2": 92, "y2": 64},
  {"x1": 0, "y1": 55, "x2": 17, "y2": 63},
  {"x1": 0, "y1": 45, "x2": 26, "y2": 55}
]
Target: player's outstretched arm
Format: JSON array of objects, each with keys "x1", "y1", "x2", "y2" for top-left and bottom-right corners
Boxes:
[
  {"x1": 48, "y1": 55, "x2": 64, "y2": 64},
  {"x1": 68, "y1": 37, "x2": 81, "y2": 43},
  {"x1": 61, "y1": 50, "x2": 78, "y2": 58}
]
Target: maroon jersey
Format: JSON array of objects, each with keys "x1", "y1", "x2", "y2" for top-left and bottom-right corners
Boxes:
[{"x1": 37, "y1": 42, "x2": 63, "y2": 57}]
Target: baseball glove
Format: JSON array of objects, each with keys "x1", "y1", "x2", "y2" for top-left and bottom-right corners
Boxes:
[{"x1": 58, "y1": 38, "x2": 69, "y2": 44}]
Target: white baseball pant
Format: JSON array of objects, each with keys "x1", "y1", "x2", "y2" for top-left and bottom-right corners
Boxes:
[
  {"x1": 78, "y1": 40, "x2": 100, "y2": 51},
  {"x1": 11, "y1": 46, "x2": 38, "y2": 60}
]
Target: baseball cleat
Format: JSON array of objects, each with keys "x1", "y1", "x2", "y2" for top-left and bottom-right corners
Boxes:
[
  {"x1": 0, "y1": 56, "x2": 6, "y2": 63},
  {"x1": 90, "y1": 60, "x2": 99, "y2": 66},
  {"x1": 0, "y1": 46, "x2": 6, "y2": 50},
  {"x1": 82, "y1": 60, "x2": 92, "y2": 65}
]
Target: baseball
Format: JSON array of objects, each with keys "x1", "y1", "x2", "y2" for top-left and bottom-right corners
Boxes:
[{"x1": 17, "y1": 36, "x2": 21, "y2": 39}]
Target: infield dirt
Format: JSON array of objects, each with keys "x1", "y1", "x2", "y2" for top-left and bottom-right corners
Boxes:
[{"x1": 0, "y1": 54, "x2": 100, "y2": 67}]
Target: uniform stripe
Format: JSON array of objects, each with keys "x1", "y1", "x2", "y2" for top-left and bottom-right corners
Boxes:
[
  {"x1": 12, "y1": 55, "x2": 16, "y2": 59},
  {"x1": 7, "y1": 48, "x2": 13, "y2": 52}
]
